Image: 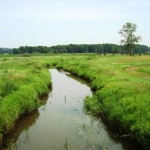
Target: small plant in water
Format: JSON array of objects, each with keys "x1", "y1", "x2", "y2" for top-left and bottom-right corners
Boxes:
[
  {"x1": 58, "y1": 138, "x2": 71, "y2": 150},
  {"x1": 82, "y1": 123, "x2": 86, "y2": 129},
  {"x1": 64, "y1": 138, "x2": 71, "y2": 150}
]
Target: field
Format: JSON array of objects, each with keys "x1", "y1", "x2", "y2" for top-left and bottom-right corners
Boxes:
[{"x1": 0, "y1": 54, "x2": 150, "y2": 149}]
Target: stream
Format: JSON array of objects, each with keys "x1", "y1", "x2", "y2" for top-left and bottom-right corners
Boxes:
[{"x1": 2, "y1": 69, "x2": 141, "y2": 150}]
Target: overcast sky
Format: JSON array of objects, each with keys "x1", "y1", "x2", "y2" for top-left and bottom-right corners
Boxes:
[{"x1": 0, "y1": 0, "x2": 150, "y2": 48}]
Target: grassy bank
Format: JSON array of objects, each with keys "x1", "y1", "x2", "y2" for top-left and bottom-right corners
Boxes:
[
  {"x1": 51, "y1": 54, "x2": 150, "y2": 149},
  {"x1": 0, "y1": 54, "x2": 150, "y2": 149},
  {"x1": 0, "y1": 56, "x2": 51, "y2": 136}
]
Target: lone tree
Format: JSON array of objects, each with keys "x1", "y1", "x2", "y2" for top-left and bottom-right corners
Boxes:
[{"x1": 119, "y1": 22, "x2": 141, "y2": 55}]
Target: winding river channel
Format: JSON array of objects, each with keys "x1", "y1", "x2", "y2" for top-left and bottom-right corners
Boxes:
[{"x1": 2, "y1": 69, "x2": 141, "y2": 150}]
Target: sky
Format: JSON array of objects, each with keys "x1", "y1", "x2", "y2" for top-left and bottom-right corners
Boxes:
[{"x1": 0, "y1": 0, "x2": 150, "y2": 48}]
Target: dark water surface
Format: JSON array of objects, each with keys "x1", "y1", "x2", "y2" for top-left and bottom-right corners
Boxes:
[{"x1": 2, "y1": 69, "x2": 141, "y2": 150}]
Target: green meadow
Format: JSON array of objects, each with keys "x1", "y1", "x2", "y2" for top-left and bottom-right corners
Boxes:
[{"x1": 0, "y1": 54, "x2": 150, "y2": 149}]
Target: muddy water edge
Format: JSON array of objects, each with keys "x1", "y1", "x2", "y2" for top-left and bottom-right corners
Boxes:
[{"x1": 2, "y1": 69, "x2": 142, "y2": 150}]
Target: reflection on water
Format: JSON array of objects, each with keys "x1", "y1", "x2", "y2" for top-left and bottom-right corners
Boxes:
[
  {"x1": 2, "y1": 69, "x2": 142, "y2": 150},
  {"x1": 3, "y1": 111, "x2": 40, "y2": 149}
]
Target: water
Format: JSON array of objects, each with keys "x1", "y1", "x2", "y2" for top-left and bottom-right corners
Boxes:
[{"x1": 2, "y1": 69, "x2": 141, "y2": 150}]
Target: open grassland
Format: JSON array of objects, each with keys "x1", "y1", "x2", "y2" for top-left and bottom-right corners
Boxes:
[{"x1": 0, "y1": 54, "x2": 150, "y2": 149}]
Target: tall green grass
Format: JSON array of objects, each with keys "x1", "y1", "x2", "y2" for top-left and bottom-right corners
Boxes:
[
  {"x1": 0, "y1": 54, "x2": 150, "y2": 149},
  {"x1": 50, "y1": 54, "x2": 150, "y2": 149},
  {"x1": 0, "y1": 57, "x2": 51, "y2": 135}
]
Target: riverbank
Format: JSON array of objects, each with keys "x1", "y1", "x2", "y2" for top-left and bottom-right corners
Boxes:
[
  {"x1": 2, "y1": 69, "x2": 142, "y2": 150},
  {"x1": 0, "y1": 57, "x2": 51, "y2": 143},
  {"x1": 0, "y1": 54, "x2": 150, "y2": 149},
  {"x1": 52, "y1": 55, "x2": 150, "y2": 149}
]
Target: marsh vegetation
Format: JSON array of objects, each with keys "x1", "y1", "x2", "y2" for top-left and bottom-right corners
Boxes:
[{"x1": 0, "y1": 54, "x2": 150, "y2": 149}]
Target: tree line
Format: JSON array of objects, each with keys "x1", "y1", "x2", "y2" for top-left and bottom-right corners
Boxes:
[
  {"x1": 0, "y1": 44, "x2": 150, "y2": 55},
  {"x1": 11, "y1": 44, "x2": 150, "y2": 55},
  {"x1": 0, "y1": 48, "x2": 13, "y2": 54}
]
